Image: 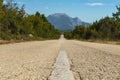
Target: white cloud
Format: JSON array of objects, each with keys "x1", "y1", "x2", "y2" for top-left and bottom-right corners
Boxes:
[
  {"x1": 3, "y1": 1, "x2": 25, "y2": 5},
  {"x1": 87, "y1": 3, "x2": 104, "y2": 6},
  {"x1": 3, "y1": 0, "x2": 7, "y2": 4}
]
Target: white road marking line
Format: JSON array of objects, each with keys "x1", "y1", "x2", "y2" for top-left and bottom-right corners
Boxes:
[{"x1": 49, "y1": 50, "x2": 75, "y2": 80}]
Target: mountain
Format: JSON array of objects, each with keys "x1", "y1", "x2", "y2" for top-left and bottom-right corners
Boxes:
[{"x1": 47, "y1": 13, "x2": 90, "y2": 30}]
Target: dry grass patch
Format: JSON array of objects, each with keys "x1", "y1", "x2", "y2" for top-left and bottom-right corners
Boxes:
[{"x1": 0, "y1": 40, "x2": 10, "y2": 44}]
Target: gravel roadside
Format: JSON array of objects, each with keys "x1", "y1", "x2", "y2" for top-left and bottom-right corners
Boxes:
[
  {"x1": 0, "y1": 38, "x2": 120, "y2": 80},
  {"x1": 63, "y1": 40, "x2": 120, "y2": 80},
  {"x1": 0, "y1": 40, "x2": 61, "y2": 80}
]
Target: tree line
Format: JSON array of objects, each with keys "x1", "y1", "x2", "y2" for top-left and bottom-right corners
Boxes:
[
  {"x1": 0, "y1": 0, "x2": 60, "y2": 40},
  {"x1": 64, "y1": 5, "x2": 120, "y2": 41}
]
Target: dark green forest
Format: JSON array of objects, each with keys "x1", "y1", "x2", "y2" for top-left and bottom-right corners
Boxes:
[
  {"x1": 64, "y1": 5, "x2": 120, "y2": 41},
  {"x1": 0, "y1": 0, "x2": 60, "y2": 40}
]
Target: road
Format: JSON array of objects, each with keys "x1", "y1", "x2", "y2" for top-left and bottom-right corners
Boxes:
[{"x1": 0, "y1": 37, "x2": 120, "y2": 80}]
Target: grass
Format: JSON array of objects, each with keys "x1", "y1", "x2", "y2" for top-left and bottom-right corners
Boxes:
[
  {"x1": 0, "y1": 37, "x2": 59, "y2": 45},
  {"x1": 86, "y1": 39, "x2": 120, "y2": 45},
  {"x1": 71, "y1": 38, "x2": 120, "y2": 45},
  {"x1": 0, "y1": 40, "x2": 11, "y2": 44}
]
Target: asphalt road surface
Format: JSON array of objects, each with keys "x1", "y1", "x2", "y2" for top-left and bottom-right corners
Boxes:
[{"x1": 0, "y1": 36, "x2": 120, "y2": 80}]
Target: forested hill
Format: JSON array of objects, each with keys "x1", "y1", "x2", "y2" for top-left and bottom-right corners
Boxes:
[{"x1": 0, "y1": 0, "x2": 60, "y2": 40}]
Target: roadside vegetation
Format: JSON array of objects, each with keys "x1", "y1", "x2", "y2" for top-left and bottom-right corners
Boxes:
[
  {"x1": 0, "y1": 0, "x2": 60, "y2": 41},
  {"x1": 64, "y1": 5, "x2": 120, "y2": 42}
]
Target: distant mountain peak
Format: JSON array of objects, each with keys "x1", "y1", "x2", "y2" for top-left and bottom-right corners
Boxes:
[
  {"x1": 51, "y1": 13, "x2": 68, "y2": 16},
  {"x1": 48, "y1": 13, "x2": 71, "y2": 18},
  {"x1": 47, "y1": 13, "x2": 90, "y2": 30},
  {"x1": 53, "y1": 13, "x2": 67, "y2": 15},
  {"x1": 73, "y1": 17, "x2": 79, "y2": 19}
]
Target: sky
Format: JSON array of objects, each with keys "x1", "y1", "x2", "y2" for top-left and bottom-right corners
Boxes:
[{"x1": 12, "y1": 0, "x2": 120, "y2": 23}]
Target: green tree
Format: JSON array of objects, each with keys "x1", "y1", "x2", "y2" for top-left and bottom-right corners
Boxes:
[
  {"x1": 113, "y1": 5, "x2": 120, "y2": 20},
  {"x1": 0, "y1": 0, "x2": 60, "y2": 40}
]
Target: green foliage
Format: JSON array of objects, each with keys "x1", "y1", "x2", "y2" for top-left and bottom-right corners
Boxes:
[
  {"x1": 64, "y1": 31, "x2": 73, "y2": 39},
  {"x1": 113, "y1": 5, "x2": 120, "y2": 20},
  {"x1": 64, "y1": 5, "x2": 120, "y2": 41},
  {"x1": 0, "y1": 0, "x2": 60, "y2": 40}
]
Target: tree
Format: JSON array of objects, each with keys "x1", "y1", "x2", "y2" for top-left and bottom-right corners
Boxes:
[
  {"x1": 0, "y1": 0, "x2": 60, "y2": 40},
  {"x1": 0, "y1": 0, "x2": 4, "y2": 20},
  {"x1": 64, "y1": 31, "x2": 73, "y2": 39},
  {"x1": 113, "y1": 5, "x2": 120, "y2": 20}
]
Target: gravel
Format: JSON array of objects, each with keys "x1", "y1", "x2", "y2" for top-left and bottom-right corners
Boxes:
[
  {"x1": 0, "y1": 38, "x2": 120, "y2": 80},
  {"x1": 63, "y1": 40, "x2": 120, "y2": 80},
  {"x1": 0, "y1": 40, "x2": 61, "y2": 80}
]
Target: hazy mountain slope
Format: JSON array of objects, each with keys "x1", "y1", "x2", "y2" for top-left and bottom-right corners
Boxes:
[{"x1": 47, "y1": 13, "x2": 90, "y2": 30}]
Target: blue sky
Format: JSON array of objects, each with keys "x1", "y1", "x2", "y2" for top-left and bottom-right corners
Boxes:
[{"x1": 13, "y1": 0, "x2": 120, "y2": 23}]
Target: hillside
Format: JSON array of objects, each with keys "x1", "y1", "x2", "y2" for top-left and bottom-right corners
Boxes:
[{"x1": 47, "y1": 13, "x2": 89, "y2": 30}]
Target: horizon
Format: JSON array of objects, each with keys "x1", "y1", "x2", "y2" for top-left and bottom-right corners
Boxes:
[{"x1": 8, "y1": 0, "x2": 120, "y2": 23}]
